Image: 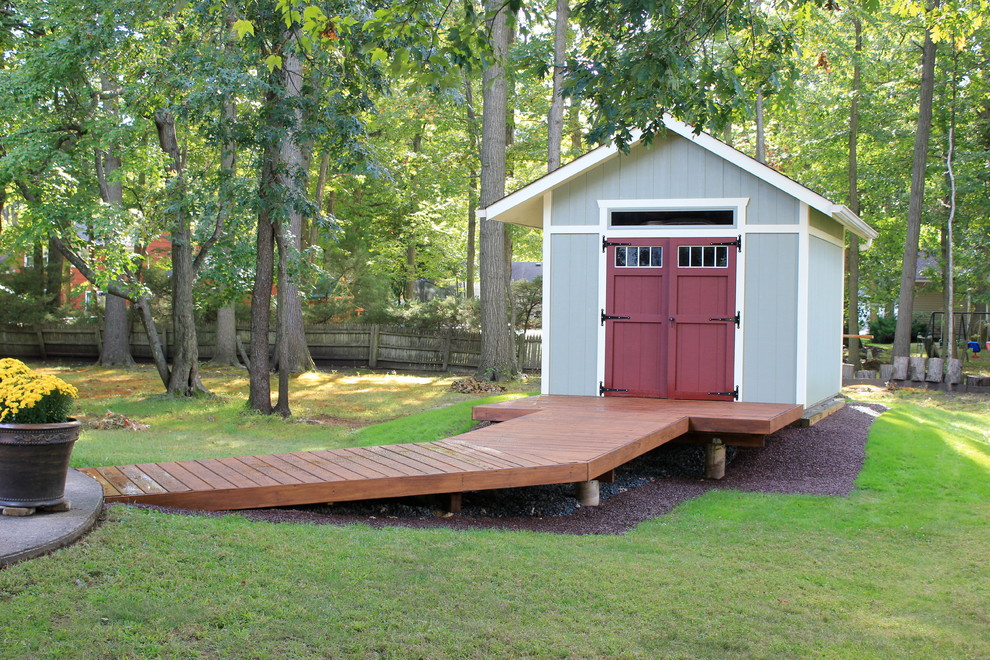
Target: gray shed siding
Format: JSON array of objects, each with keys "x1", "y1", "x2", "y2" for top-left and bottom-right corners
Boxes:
[
  {"x1": 550, "y1": 134, "x2": 800, "y2": 227},
  {"x1": 806, "y1": 236, "x2": 844, "y2": 406},
  {"x1": 547, "y1": 234, "x2": 599, "y2": 395},
  {"x1": 742, "y1": 234, "x2": 799, "y2": 403}
]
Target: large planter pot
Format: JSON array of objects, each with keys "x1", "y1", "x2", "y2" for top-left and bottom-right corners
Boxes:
[{"x1": 0, "y1": 420, "x2": 80, "y2": 508}]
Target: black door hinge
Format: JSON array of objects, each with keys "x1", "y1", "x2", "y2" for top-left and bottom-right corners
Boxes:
[
  {"x1": 710, "y1": 236, "x2": 742, "y2": 252},
  {"x1": 602, "y1": 237, "x2": 631, "y2": 252},
  {"x1": 708, "y1": 311, "x2": 741, "y2": 328},
  {"x1": 707, "y1": 386, "x2": 739, "y2": 399},
  {"x1": 600, "y1": 382, "x2": 629, "y2": 396},
  {"x1": 601, "y1": 309, "x2": 631, "y2": 326}
]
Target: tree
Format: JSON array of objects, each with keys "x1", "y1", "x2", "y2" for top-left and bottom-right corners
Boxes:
[
  {"x1": 847, "y1": 16, "x2": 863, "y2": 371},
  {"x1": 477, "y1": 0, "x2": 518, "y2": 380},
  {"x1": 892, "y1": 9, "x2": 938, "y2": 359},
  {"x1": 547, "y1": 0, "x2": 568, "y2": 172}
]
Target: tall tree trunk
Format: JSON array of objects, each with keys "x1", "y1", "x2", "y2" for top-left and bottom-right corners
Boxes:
[
  {"x1": 45, "y1": 238, "x2": 64, "y2": 308},
  {"x1": 94, "y1": 76, "x2": 135, "y2": 367},
  {"x1": 943, "y1": 51, "x2": 958, "y2": 363},
  {"x1": 464, "y1": 75, "x2": 480, "y2": 299},
  {"x1": 208, "y1": 100, "x2": 241, "y2": 368},
  {"x1": 155, "y1": 109, "x2": 207, "y2": 396},
  {"x1": 846, "y1": 18, "x2": 862, "y2": 372},
  {"x1": 210, "y1": 304, "x2": 241, "y2": 367},
  {"x1": 274, "y1": 218, "x2": 292, "y2": 416},
  {"x1": 893, "y1": 23, "x2": 938, "y2": 358},
  {"x1": 477, "y1": 0, "x2": 518, "y2": 380},
  {"x1": 248, "y1": 126, "x2": 278, "y2": 413},
  {"x1": 755, "y1": 89, "x2": 766, "y2": 164},
  {"x1": 547, "y1": 0, "x2": 568, "y2": 172},
  {"x1": 307, "y1": 149, "x2": 330, "y2": 258},
  {"x1": 405, "y1": 243, "x2": 417, "y2": 302},
  {"x1": 276, "y1": 47, "x2": 315, "y2": 374},
  {"x1": 568, "y1": 102, "x2": 582, "y2": 152}
]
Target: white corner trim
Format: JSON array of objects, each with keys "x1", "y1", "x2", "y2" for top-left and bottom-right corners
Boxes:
[
  {"x1": 795, "y1": 203, "x2": 811, "y2": 407},
  {"x1": 540, "y1": 193, "x2": 552, "y2": 394}
]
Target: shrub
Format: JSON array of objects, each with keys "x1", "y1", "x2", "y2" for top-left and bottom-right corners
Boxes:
[
  {"x1": 0, "y1": 358, "x2": 78, "y2": 424},
  {"x1": 868, "y1": 316, "x2": 929, "y2": 344}
]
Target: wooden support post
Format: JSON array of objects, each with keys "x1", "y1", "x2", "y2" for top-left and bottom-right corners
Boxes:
[
  {"x1": 594, "y1": 469, "x2": 616, "y2": 484},
  {"x1": 892, "y1": 356, "x2": 908, "y2": 380},
  {"x1": 368, "y1": 324, "x2": 380, "y2": 369},
  {"x1": 926, "y1": 357, "x2": 944, "y2": 382},
  {"x1": 444, "y1": 492, "x2": 462, "y2": 514},
  {"x1": 909, "y1": 356, "x2": 926, "y2": 381},
  {"x1": 35, "y1": 326, "x2": 47, "y2": 361},
  {"x1": 575, "y1": 480, "x2": 600, "y2": 507},
  {"x1": 705, "y1": 438, "x2": 726, "y2": 479}
]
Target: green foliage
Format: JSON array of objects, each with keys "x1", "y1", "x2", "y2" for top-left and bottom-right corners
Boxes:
[
  {"x1": 513, "y1": 276, "x2": 542, "y2": 330},
  {"x1": 869, "y1": 315, "x2": 928, "y2": 343},
  {"x1": 363, "y1": 296, "x2": 480, "y2": 331}
]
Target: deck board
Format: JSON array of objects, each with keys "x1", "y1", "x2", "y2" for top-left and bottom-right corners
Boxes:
[{"x1": 79, "y1": 397, "x2": 802, "y2": 511}]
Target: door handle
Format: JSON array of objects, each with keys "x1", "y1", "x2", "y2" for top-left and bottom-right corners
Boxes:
[{"x1": 669, "y1": 317, "x2": 676, "y2": 323}]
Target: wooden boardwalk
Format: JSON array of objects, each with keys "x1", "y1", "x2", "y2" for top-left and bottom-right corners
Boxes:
[{"x1": 79, "y1": 396, "x2": 802, "y2": 511}]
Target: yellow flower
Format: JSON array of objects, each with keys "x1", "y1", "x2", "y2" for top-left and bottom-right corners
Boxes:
[{"x1": 0, "y1": 364, "x2": 78, "y2": 424}]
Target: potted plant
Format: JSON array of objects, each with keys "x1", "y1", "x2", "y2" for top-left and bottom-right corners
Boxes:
[{"x1": 0, "y1": 358, "x2": 80, "y2": 510}]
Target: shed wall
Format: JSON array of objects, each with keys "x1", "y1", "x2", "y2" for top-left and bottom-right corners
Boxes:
[
  {"x1": 742, "y1": 234, "x2": 799, "y2": 403},
  {"x1": 550, "y1": 134, "x2": 800, "y2": 227},
  {"x1": 806, "y1": 236, "x2": 844, "y2": 406},
  {"x1": 809, "y1": 209, "x2": 845, "y2": 239},
  {"x1": 547, "y1": 233, "x2": 599, "y2": 395}
]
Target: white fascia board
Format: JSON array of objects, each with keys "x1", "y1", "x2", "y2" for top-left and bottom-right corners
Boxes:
[
  {"x1": 831, "y1": 204, "x2": 878, "y2": 245},
  {"x1": 660, "y1": 117, "x2": 878, "y2": 244},
  {"x1": 482, "y1": 134, "x2": 639, "y2": 226}
]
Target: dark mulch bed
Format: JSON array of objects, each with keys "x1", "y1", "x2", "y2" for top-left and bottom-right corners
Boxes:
[{"x1": 132, "y1": 402, "x2": 885, "y2": 536}]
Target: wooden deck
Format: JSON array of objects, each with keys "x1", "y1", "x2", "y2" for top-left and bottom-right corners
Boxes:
[{"x1": 79, "y1": 396, "x2": 802, "y2": 511}]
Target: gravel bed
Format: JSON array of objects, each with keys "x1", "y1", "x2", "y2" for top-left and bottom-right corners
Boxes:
[{"x1": 134, "y1": 402, "x2": 885, "y2": 536}]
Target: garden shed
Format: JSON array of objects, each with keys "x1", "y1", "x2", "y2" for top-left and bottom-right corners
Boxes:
[{"x1": 479, "y1": 117, "x2": 878, "y2": 410}]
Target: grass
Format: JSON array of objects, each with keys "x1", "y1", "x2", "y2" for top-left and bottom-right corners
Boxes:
[
  {"x1": 28, "y1": 363, "x2": 538, "y2": 467},
  {"x1": 2, "y1": 377, "x2": 989, "y2": 657}
]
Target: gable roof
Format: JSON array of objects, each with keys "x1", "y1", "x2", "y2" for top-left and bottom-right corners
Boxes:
[{"x1": 478, "y1": 115, "x2": 878, "y2": 243}]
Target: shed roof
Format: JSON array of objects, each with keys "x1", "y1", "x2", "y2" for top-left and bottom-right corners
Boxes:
[{"x1": 478, "y1": 116, "x2": 878, "y2": 242}]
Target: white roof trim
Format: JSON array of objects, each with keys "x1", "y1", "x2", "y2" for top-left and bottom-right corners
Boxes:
[{"x1": 483, "y1": 116, "x2": 878, "y2": 243}]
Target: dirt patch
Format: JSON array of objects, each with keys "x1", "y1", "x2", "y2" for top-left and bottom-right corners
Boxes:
[{"x1": 129, "y1": 403, "x2": 884, "y2": 535}]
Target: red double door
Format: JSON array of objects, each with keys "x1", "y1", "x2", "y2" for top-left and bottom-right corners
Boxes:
[{"x1": 603, "y1": 237, "x2": 738, "y2": 401}]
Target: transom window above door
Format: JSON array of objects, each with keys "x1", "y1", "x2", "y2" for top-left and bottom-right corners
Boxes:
[
  {"x1": 614, "y1": 246, "x2": 663, "y2": 268},
  {"x1": 678, "y1": 245, "x2": 729, "y2": 268},
  {"x1": 610, "y1": 209, "x2": 734, "y2": 226}
]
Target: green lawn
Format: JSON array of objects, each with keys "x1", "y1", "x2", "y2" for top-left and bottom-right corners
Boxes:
[
  {"x1": 1, "y1": 379, "x2": 989, "y2": 657},
  {"x1": 30, "y1": 363, "x2": 537, "y2": 467}
]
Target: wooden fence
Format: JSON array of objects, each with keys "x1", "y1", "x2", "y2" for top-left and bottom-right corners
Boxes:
[{"x1": 0, "y1": 323, "x2": 543, "y2": 373}]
